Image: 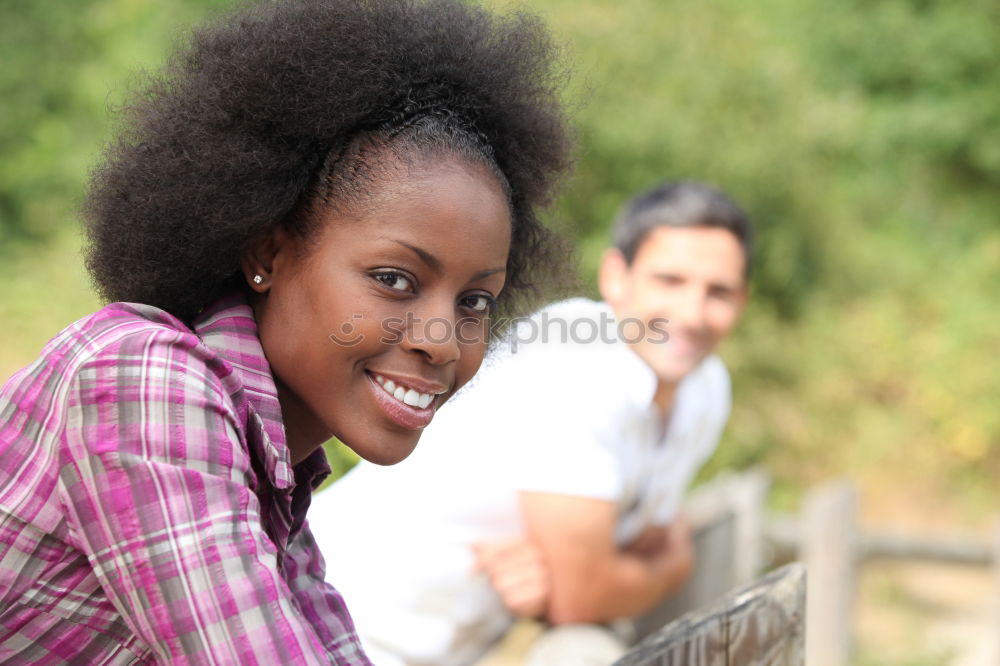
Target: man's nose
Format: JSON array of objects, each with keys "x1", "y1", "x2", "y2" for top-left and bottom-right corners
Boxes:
[{"x1": 669, "y1": 288, "x2": 709, "y2": 330}]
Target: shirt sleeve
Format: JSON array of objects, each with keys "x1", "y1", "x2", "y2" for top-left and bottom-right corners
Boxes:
[
  {"x1": 283, "y1": 520, "x2": 370, "y2": 662},
  {"x1": 56, "y1": 329, "x2": 370, "y2": 665}
]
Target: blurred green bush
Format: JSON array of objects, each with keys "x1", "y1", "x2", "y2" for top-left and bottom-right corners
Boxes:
[{"x1": 2, "y1": 0, "x2": 998, "y2": 510}]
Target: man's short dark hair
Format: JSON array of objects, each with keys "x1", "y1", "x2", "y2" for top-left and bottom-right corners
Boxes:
[{"x1": 613, "y1": 181, "x2": 753, "y2": 277}]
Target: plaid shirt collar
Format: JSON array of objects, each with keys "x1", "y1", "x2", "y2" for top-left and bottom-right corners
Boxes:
[{"x1": 193, "y1": 292, "x2": 331, "y2": 533}]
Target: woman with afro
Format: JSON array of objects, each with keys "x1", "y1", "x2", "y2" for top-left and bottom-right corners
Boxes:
[{"x1": 0, "y1": 0, "x2": 572, "y2": 663}]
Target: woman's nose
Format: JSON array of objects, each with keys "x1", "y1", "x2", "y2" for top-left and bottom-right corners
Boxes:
[{"x1": 402, "y1": 303, "x2": 462, "y2": 365}]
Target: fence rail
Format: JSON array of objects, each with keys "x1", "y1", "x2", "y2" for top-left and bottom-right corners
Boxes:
[
  {"x1": 767, "y1": 515, "x2": 994, "y2": 566},
  {"x1": 661, "y1": 472, "x2": 1000, "y2": 666}
]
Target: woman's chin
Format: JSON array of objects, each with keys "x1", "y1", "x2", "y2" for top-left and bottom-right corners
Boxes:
[{"x1": 345, "y1": 433, "x2": 422, "y2": 467}]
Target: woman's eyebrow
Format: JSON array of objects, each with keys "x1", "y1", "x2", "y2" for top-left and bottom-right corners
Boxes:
[
  {"x1": 471, "y1": 267, "x2": 507, "y2": 281},
  {"x1": 392, "y1": 240, "x2": 442, "y2": 272},
  {"x1": 390, "y1": 240, "x2": 506, "y2": 281}
]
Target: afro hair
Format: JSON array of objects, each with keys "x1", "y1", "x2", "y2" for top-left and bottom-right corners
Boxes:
[{"x1": 83, "y1": 0, "x2": 573, "y2": 322}]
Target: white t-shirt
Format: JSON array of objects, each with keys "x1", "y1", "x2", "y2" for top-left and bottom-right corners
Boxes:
[{"x1": 311, "y1": 299, "x2": 731, "y2": 666}]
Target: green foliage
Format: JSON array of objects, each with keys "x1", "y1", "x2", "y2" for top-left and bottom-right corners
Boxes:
[
  {"x1": 2, "y1": 0, "x2": 998, "y2": 511},
  {"x1": 0, "y1": 0, "x2": 230, "y2": 245},
  {"x1": 320, "y1": 438, "x2": 361, "y2": 491},
  {"x1": 806, "y1": 0, "x2": 1000, "y2": 187},
  {"x1": 536, "y1": 0, "x2": 834, "y2": 317}
]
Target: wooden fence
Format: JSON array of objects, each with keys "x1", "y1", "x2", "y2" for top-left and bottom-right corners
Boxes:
[
  {"x1": 614, "y1": 563, "x2": 806, "y2": 666},
  {"x1": 629, "y1": 472, "x2": 1000, "y2": 665},
  {"x1": 772, "y1": 478, "x2": 1000, "y2": 666},
  {"x1": 617, "y1": 470, "x2": 772, "y2": 646}
]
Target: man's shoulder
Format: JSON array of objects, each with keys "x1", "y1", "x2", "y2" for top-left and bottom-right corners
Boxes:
[
  {"x1": 526, "y1": 298, "x2": 617, "y2": 340},
  {"x1": 535, "y1": 297, "x2": 611, "y2": 320},
  {"x1": 496, "y1": 298, "x2": 628, "y2": 363},
  {"x1": 480, "y1": 300, "x2": 640, "y2": 399}
]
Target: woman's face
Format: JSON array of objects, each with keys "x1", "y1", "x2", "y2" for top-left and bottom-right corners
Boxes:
[{"x1": 247, "y1": 155, "x2": 512, "y2": 465}]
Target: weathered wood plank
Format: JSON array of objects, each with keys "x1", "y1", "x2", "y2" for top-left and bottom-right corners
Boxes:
[
  {"x1": 729, "y1": 470, "x2": 770, "y2": 585},
  {"x1": 612, "y1": 563, "x2": 806, "y2": 666},
  {"x1": 994, "y1": 517, "x2": 1000, "y2": 666},
  {"x1": 803, "y1": 480, "x2": 857, "y2": 666},
  {"x1": 766, "y1": 514, "x2": 995, "y2": 566}
]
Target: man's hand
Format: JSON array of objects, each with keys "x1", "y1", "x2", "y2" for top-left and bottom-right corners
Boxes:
[
  {"x1": 623, "y1": 525, "x2": 668, "y2": 558},
  {"x1": 624, "y1": 516, "x2": 695, "y2": 587},
  {"x1": 625, "y1": 515, "x2": 693, "y2": 563},
  {"x1": 472, "y1": 538, "x2": 550, "y2": 619}
]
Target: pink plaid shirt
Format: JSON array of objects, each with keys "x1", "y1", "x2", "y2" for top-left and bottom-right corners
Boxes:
[{"x1": 0, "y1": 293, "x2": 371, "y2": 664}]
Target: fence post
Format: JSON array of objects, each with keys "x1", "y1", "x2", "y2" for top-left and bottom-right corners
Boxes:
[
  {"x1": 994, "y1": 517, "x2": 1000, "y2": 666},
  {"x1": 729, "y1": 469, "x2": 770, "y2": 585},
  {"x1": 803, "y1": 479, "x2": 857, "y2": 666}
]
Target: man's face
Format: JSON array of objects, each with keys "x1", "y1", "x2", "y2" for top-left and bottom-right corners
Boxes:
[{"x1": 600, "y1": 226, "x2": 748, "y2": 389}]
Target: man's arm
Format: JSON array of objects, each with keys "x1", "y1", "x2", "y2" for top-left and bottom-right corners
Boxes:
[{"x1": 518, "y1": 492, "x2": 693, "y2": 625}]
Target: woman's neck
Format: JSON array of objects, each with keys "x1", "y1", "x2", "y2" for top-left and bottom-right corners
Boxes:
[{"x1": 274, "y1": 379, "x2": 331, "y2": 465}]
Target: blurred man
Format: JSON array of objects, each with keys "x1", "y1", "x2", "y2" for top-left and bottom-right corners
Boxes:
[{"x1": 311, "y1": 181, "x2": 752, "y2": 666}]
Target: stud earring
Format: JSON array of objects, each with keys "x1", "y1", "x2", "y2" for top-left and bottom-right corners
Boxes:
[{"x1": 253, "y1": 274, "x2": 263, "y2": 285}]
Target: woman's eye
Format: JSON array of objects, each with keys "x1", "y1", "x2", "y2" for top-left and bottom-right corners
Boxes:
[
  {"x1": 461, "y1": 294, "x2": 495, "y2": 313},
  {"x1": 373, "y1": 271, "x2": 414, "y2": 292}
]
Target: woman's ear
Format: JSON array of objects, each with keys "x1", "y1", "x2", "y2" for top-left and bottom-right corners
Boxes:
[
  {"x1": 598, "y1": 248, "x2": 629, "y2": 307},
  {"x1": 240, "y1": 229, "x2": 289, "y2": 293}
]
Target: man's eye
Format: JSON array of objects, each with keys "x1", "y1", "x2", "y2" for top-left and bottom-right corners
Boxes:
[
  {"x1": 655, "y1": 275, "x2": 684, "y2": 287},
  {"x1": 462, "y1": 294, "x2": 495, "y2": 313},
  {"x1": 708, "y1": 287, "x2": 735, "y2": 301},
  {"x1": 374, "y1": 271, "x2": 414, "y2": 292}
]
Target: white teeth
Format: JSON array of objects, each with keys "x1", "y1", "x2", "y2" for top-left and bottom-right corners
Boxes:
[
  {"x1": 373, "y1": 373, "x2": 437, "y2": 410},
  {"x1": 402, "y1": 389, "x2": 422, "y2": 407}
]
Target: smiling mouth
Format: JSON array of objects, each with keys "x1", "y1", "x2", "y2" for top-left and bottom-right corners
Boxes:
[{"x1": 371, "y1": 373, "x2": 438, "y2": 410}]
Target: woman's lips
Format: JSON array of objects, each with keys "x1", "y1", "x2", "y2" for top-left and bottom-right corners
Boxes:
[{"x1": 366, "y1": 372, "x2": 439, "y2": 430}]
